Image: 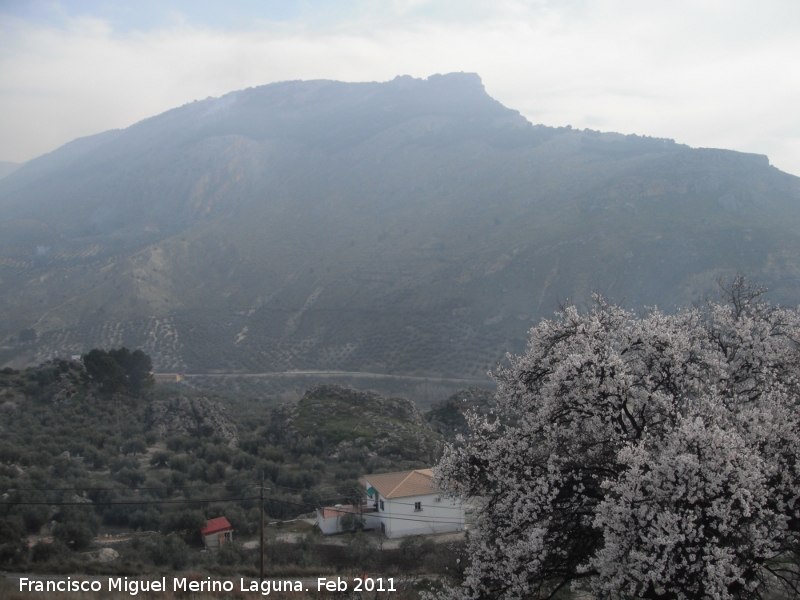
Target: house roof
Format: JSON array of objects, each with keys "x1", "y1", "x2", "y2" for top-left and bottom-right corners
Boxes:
[
  {"x1": 201, "y1": 517, "x2": 232, "y2": 536},
  {"x1": 363, "y1": 469, "x2": 438, "y2": 499}
]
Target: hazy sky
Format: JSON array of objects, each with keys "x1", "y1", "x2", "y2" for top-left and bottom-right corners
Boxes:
[{"x1": 2, "y1": 0, "x2": 800, "y2": 175}]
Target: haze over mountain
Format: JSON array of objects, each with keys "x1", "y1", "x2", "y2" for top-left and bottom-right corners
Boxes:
[
  {"x1": 1, "y1": 73, "x2": 799, "y2": 389},
  {"x1": 0, "y1": 162, "x2": 21, "y2": 181}
]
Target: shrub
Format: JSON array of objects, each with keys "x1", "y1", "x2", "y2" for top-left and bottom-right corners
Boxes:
[
  {"x1": 114, "y1": 467, "x2": 147, "y2": 488},
  {"x1": 168, "y1": 454, "x2": 191, "y2": 473},
  {"x1": 161, "y1": 509, "x2": 206, "y2": 538},
  {"x1": 198, "y1": 444, "x2": 230, "y2": 464},
  {"x1": 188, "y1": 460, "x2": 209, "y2": 481},
  {"x1": 400, "y1": 535, "x2": 436, "y2": 563},
  {"x1": 108, "y1": 348, "x2": 154, "y2": 394},
  {"x1": 83, "y1": 447, "x2": 109, "y2": 469},
  {"x1": 253, "y1": 459, "x2": 280, "y2": 483},
  {"x1": 339, "y1": 512, "x2": 365, "y2": 534},
  {"x1": 165, "y1": 470, "x2": 187, "y2": 490},
  {"x1": 144, "y1": 534, "x2": 189, "y2": 570},
  {"x1": 232, "y1": 453, "x2": 256, "y2": 471},
  {"x1": 217, "y1": 541, "x2": 248, "y2": 566},
  {"x1": 276, "y1": 469, "x2": 319, "y2": 490},
  {"x1": 299, "y1": 454, "x2": 325, "y2": 472},
  {"x1": 102, "y1": 505, "x2": 131, "y2": 527},
  {"x1": 121, "y1": 438, "x2": 147, "y2": 455},
  {"x1": 53, "y1": 506, "x2": 99, "y2": 550},
  {"x1": 129, "y1": 508, "x2": 161, "y2": 532},
  {"x1": 334, "y1": 466, "x2": 359, "y2": 482},
  {"x1": 82, "y1": 347, "x2": 154, "y2": 395},
  {"x1": 18, "y1": 504, "x2": 50, "y2": 533},
  {"x1": 259, "y1": 445, "x2": 285, "y2": 463},
  {"x1": 109, "y1": 456, "x2": 139, "y2": 473},
  {"x1": 82, "y1": 349, "x2": 127, "y2": 394},
  {"x1": 238, "y1": 434, "x2": 261, "y2": 456},
  {"x1": 149, "y1": 451, "x2": 170, "y2": 468},
  {"x1": 204, "y1": 461, "x2": 227, "y2": 484},
  {"x1": 30, "y1": 540, "x2": 69, "y2": 563},
  {"x1": 0, "y1": 518, "x2": 27, "y2": 567},
  {"x1": 167, "y1": 436, "x2": 200, "y2": 453}
]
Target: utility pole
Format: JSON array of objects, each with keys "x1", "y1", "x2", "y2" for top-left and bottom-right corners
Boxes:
[
  {"x1": 260, "y1": 471, "x2": 265, "y2": 584},
  {"x1": 114, "y1": 392, "x2": 121, "y2": 435}
]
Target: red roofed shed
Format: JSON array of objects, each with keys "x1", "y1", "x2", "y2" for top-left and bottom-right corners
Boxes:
[{"x1": 201, "y1": 517, "x2": 233, "y2": 550}]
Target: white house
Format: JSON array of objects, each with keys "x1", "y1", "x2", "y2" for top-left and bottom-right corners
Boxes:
[
  {"x1": 316, "y1": 468, "x2": 464, "y2": 538},
  {"x1": 363, "y1": 469, "x2": 465, "y2": 538}
]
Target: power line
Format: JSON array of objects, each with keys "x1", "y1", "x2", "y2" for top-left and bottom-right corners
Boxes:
[
  {"x1": 3, "y1": 480, "x2": 467, "y2": 515},
  {"x1": 260, "y1": 482, "x2": 464, "y2": 511},
  {"x1": 1, "y1": 494, "x2": 470, "y2": 525},
  {"x1": 3, "y1": 484, "x2": 256, "y2": 492},
  {"x1": 331, "y1": 511, "x2": 468, "y2": 526},
  {"x1": 1, "y1": 490, "x2": 348, "y2": 511},
  {"x1": 342, "y1": 484, "x2": 465, "y2": 511},
  {"x1": 0, "y1": 496, "x2": 259, "y2": 506},
  {"x1": 272, "y1": 496, "x2": 468, "y2": 526},
  {"x1": 3, "y1": 479, "x2": 355, "y2": 495}
]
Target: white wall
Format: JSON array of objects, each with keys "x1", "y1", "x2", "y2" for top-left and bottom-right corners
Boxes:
[
  {"x1": 377, "y1": 493, "x2": 464, "y2": 539},
  {"x1": 317, "y1": 507, "x2": 371, "y2": 535},
  {"x1": 317, "y1": 508, "x2": 343, "y2": 535},
  {"x1": 203, "y1": 530, "x2": 232, "y2": 549}
]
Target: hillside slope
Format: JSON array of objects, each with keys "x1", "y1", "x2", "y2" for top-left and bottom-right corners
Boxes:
[
  {"x1": 1, "y1": 73, "x2": 799, "y2": 382},
  {"x1": 269, "y1": 385, "x2": 442, "y2": 466}
]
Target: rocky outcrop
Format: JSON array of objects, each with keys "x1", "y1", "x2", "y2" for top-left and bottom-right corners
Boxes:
[
  {"x1": 425, "y1": 386, "x2": 496, "y2": 438},
  {"x1": 85, "y1": 547, "x2": 119, "y2": 562},
  {"x1": 268, "y1": 384, "x2": 441, "y2": 465},
  {"x1": 51, "y1": 382, "x2": 78, "y2": 403},
  {"x1": 1, "y1": 388, "x2": 26, "y2": 415},
  {"x1": 268, "y1": 402, "x2": 300, "y2": 448},
  {"x1": 146, "y1": 396, "x2": 238, "y2": 447}
]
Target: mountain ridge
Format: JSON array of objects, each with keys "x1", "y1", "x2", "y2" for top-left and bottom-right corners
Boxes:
[{"x1": 1, "y1": 73, "x2": 798, "y2": 397}]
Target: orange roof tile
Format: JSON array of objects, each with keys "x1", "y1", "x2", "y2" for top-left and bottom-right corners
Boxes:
[
  {"x1": 363, "y1": 469, "x2": 438, "y2": 499},
  {"x1": 201, "y1": 517, "x2": 232, "y2": 535}
]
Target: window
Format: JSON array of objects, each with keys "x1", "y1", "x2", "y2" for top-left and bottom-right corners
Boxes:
[
  {"x1": 379, "y1": 500, "x2": 385, "y2": 511},
  {"x1": 224, "y1": 531, "x2": 231, "y2": 541},
  {"x1": 414, "y1": 502, "x2": 422, "y2": 512}
]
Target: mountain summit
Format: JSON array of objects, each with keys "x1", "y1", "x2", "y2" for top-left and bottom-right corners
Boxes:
[{"x1": 1, "y1": 74, "x2": 799, "y2": 387}]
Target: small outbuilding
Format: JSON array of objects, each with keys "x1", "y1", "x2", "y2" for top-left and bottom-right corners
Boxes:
[
  {"x1": 316, "y1": 504, "x2": 377, "y2": 535},
  {"x1": 201, "y1": 517, "x2": 233, "y2": 550}
]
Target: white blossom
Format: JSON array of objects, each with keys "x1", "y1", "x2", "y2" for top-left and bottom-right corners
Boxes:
[{"x1": 432, "y1": 278, "x2": 800, "y2": 600}]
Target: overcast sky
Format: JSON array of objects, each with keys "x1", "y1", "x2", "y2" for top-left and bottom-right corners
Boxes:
[{"x1": 1, "y1": 0, "x2": 799, "y2": 175}]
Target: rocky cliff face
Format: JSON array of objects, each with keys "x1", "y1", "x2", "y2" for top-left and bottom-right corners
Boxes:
[{"x1": 146, "y1": 396, "x2": 238, "y2": 446}]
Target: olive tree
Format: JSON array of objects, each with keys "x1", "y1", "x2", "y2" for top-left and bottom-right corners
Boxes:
[
  {"x1": 82, "y1": 347, "x2": 154, "y2": 395},
  {"x1": 434, "y1": 278, "x2": 800, "y2": 600}
]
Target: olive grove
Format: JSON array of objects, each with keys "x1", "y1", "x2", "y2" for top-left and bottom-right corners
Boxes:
[{"x1": 434, "y1": 278, "x2": 800, "y2": 600}]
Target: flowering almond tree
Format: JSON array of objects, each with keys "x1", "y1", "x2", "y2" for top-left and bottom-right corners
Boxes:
[{"x1": 434, "y1": 278, "x2": 800, "y2": 600}]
